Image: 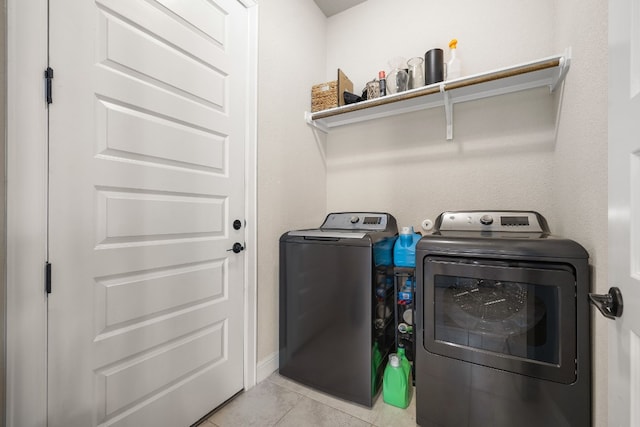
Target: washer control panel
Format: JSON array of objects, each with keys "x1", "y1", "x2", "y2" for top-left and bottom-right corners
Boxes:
[
  {"x1": 436, "y1": 211, "x2": 548, "y2": 233},
  {"x1": 321, "y1": 212, "x2": 391, "y2": 231}
]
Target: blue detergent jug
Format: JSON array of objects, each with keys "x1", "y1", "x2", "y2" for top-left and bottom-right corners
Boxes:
[
  {"x1": 393, "y1": 226, "x2": 421, "y2": 268},
  {"x1": 374, "y1": 236, "x2": 397, "y2": 267}
]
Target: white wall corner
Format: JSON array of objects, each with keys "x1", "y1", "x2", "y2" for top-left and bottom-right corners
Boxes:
[
  {"x1": 243, "y1": 0, "x2": 259, "y2": 393},
  {"x1": 256, "y1": 351, "x2": 279, "y2": 384}
]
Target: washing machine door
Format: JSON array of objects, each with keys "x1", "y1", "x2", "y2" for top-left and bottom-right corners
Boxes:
[{"x1": 423, "y1": 256, "x2": 577, "y2": 384}]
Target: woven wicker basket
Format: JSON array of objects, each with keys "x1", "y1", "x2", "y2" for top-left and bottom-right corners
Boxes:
[{"x1": 311, "y1": 69, "x2": 353, "y2": 112}]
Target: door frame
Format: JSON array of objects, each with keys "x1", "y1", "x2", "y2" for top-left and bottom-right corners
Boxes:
[{"x1": 5, "y1": 1, "x2": 258, "y2": 425}]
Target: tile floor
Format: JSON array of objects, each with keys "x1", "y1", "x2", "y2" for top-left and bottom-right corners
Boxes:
[{"x1": 202, "y1": 371, "x2": 416, "y2": 427}]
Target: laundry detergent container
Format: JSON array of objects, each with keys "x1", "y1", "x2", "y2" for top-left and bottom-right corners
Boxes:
[
  {"x1": 393, "y1": 226, "x2": 421, "y2": 267},
  {"x1": 374, "y1": 236, "x2": 397, "y2": 267}
]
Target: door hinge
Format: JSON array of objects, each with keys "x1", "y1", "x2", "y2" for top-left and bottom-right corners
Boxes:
[
  {"x1": 45, "y1": 67, "x2": 54, "y2": 105},
  {"x1": 45, "y1": 262, "x2": 52, "y2": 294}
]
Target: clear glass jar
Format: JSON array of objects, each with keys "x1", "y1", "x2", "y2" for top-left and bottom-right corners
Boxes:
[
  {"x1": 387, "y1": 57, "x2": 409, "y2": 94},
  {"x1": 407, "y1": 56, "x2": 425, "y2": 89}
]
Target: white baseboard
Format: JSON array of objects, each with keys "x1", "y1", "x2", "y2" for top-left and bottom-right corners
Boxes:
[{"x1": 256, "y1": 351, "x2": 279, "y2": 383}]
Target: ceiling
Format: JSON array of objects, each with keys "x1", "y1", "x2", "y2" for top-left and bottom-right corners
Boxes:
[{"x1": 313, "y1": 0, "x2": 368, "y2": 17}]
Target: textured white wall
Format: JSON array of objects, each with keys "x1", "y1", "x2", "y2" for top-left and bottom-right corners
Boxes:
[
  {"x1": 325, "y1": 0, "x2": 556, "y2": 92},
  {"x1": 324, "y1": 0, "x2": 558, "y2": 233},
  {"x1": 553, "y1": 1, "x2": 608, "y2": 425},
  {"x1": 257, "y1": 0, "x2": 328, "y2": 362}
]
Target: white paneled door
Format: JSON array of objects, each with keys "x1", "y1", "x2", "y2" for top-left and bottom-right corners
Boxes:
[
  {"x1": 609, "y1": 0, "x2": 640, "y2": 426},
  {"x1": 47, "y1": 0, "x2": 248, "y2": 425}
]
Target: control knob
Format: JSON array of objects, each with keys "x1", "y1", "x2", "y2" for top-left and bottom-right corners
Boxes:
[
  {"x1": 350, "y1": 216, "x2": 360, "y2": 224},
  {"x1": 479, "y1": 215, "x2": 494, "y2": 225}
]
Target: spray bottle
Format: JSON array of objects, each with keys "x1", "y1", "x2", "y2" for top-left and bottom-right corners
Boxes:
[{"x1": 446, "y1": 38, "x2": 462, "y2": 80}]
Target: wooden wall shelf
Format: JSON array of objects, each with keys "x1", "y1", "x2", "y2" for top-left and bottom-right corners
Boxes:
[{"x1": 305, "y1": 49, "x2": 571, "y2": 140}]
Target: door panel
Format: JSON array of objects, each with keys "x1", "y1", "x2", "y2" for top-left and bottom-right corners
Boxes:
[
  {"x1": 97, "y1": 102, "x2": 227, "y2": 172},
  {"x1": 47, "y1": 0, "x2": 247, "y2": 425},
  {"x1": 609, "y1": 0, "x2": 640, "y2": 425}
]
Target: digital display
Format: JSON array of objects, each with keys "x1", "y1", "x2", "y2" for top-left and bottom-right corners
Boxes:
[
  {"x1": 501, "y1": 216, "x2": 529, "y2": 226},
  {"x1": 363, "y1": 217, "x2": 381, "y2": 225}
]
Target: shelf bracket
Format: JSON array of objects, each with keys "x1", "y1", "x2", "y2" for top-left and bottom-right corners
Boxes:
[
  {"x1": 551, "y1": 47, "x2": 572, "y2": 92},
  {"x1": 442, "y1": 84, "x2": 453, "y2": 141},
  {"x1": 305, "y1": 111, "x2": 329, "y2": 133}
]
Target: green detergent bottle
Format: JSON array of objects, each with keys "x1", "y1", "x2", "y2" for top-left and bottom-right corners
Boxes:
[
  {"x1": 397, "y1": 346, "x2": 412, "y2": 384},
  {"x1": 371, "y1": 342, "x2": 383, "y2": 392},
  {"x1": 383, "y1": 353, "x2": 410, "y2": 408}
]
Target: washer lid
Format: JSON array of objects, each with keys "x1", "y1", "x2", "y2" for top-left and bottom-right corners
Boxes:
[{"x1": 287, "y1": 229, "x2": 367, "y2": 239}]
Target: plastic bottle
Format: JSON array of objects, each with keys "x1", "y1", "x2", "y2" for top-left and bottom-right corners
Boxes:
[
  {"x1": 383, "y1": 353, "x2": 410, "y2": 408},
  {"x1": 393, "y1": 226, "x2": 421, "y2": 268},
  {"x1": 376, "y1": 276, "x2": 394, "y2": 298},
  {"x1": 379, "y1": 70, "x2": 387, "y2": 96},
  {"x1": 371, "y1": 342, "x2": 383, "y2": 392},
  {"x1": 446, "y1": 38, "x2": 462, "y2": 80},
  {"x1": 397, "y1": 346, "x2": 412, "y2": 386},
  {"x1": 398, "y1": 277, "x2": 414, "y2": 302},
  {"x1": 373, "y1": 235, "x2": 396, "y2": 267}
]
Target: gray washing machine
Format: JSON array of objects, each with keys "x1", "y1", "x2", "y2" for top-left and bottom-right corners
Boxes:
[{"x1": 279, "y1": 212, "x2": 398, "y2": 407}]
